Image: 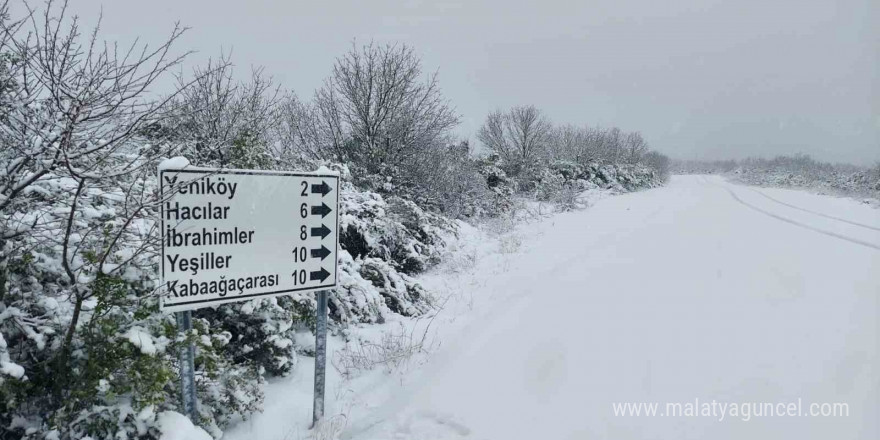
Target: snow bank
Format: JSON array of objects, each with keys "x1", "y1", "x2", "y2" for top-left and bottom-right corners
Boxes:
[
  {"x1": 314, "y1": 165, "x2": 341, "y2": 175},
  {"x1": 123, "y1": 327, "x2": 159, "y2": 355},
  {"x1": 156, "y1": 412, "x2": 212, "y2": 440},
  {"x1": 158, "y1": 156, "x2": 190, "y2": 170},
  {"x1": 0, "y1": 361, "x2": 25, "y2": 379}
]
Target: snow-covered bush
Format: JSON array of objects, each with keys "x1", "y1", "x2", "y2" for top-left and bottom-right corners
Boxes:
[
  {"x1": 339, "y1": 182, "x2": 457, "y2": 276},
  {"x1": 194, "y1": 296, "x2": 309, "y2": 378},
  {"x1": 388, "y1": 142, "x2": 504, "y2": 220},
  {"x1": 476, "y1": 155, "x2": 516, "y2": 215},
  {"x1": 187, "y1": 315, "x2": 264, "y2": 437},
  {"x1": 0, "y1": 9, "x2": 286, "y2": 433},
  {"x1": 529, "y1": 160, "x2": 660, "y2": 210},
  {"x1": 358, "y1": 258, "x2": 432, "y2": 317},
  {"x1": 330, "y1": 181, "x2": 452, "y2": 321}
]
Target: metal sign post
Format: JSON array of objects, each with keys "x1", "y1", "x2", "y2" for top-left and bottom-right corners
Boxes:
[
  {"x1": 176, "y1": 310, "x2": 198, "y2": 420},
  {"x1": 158, "y1": 166, "x2": 340, "y2": 424},
  {"x1": 312, "y1": 289, "x2": 328, "y2": 426}
]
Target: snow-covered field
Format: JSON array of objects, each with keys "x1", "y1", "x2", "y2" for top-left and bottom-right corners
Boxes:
[{"x1": 225, "y1": 175, "x2": 879, "y2": 439}]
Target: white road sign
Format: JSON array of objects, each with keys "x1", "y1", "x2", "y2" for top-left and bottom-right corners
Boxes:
[{"x1": 159, "y1": 167, "x2": 339, "y2": 312}]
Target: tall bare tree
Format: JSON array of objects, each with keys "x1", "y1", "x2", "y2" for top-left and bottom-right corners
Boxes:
[{"x1": 311, "y1": 41, "x2": 459, "y2": 173}]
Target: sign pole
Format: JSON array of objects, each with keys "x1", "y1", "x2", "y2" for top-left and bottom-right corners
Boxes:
[
  {"x1": 177, "y1": 310, "x2": 198, "y2": 421},
  {"x1": 312, "y1": 289, "x2": 328, "y2": 427}
]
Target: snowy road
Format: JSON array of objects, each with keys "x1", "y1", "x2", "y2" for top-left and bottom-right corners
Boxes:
[{"x1": 341, "y1": 175, "x2": 879, "y2": 439}]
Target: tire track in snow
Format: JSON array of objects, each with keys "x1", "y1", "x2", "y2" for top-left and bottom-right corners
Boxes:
[
  {"x1": 711, "y1": 180, "x2": 880, "y2": 252},
  {"x1": 747, "y1": 187, "x2": 880, "y2": 232}
]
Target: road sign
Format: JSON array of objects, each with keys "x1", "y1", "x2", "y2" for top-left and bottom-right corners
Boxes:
[{"x1": 159, "y1": 167, "x2": 339, "y2": 312}]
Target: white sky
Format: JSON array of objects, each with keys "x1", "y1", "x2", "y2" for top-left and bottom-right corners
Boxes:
[{"x1": 39, "y1": 0, "x2": 880, "y2": 164}]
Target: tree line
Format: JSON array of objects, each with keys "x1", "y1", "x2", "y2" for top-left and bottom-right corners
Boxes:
[
  {"x1": 478, "y1": 106, "x2": 669, "y2": 182},
  {"x1": 673, "y1": 154, "x2": 880, "y2": 197}
]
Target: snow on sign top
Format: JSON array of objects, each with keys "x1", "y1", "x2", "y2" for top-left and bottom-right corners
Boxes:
[{"x1": 159, "y1": 167, "x2": 339, "y2": 313}]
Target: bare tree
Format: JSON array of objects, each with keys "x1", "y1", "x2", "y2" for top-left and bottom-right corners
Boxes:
[
  {"x1": 477, "y1": 105, "x2": 551, "y2": 175},
  {"x1": 574, "y1": 126, "x2": 602, "y2": 165},
  {"x1": 505, "y1": 105, "x2": 551, "y2": 171},
  {"x1": 643, "y1": 150, "x2": 671, "y2": 181},
  {"x1": 476, "y1": 109, "x2": 507, "y2": 158},
  {"x1": 166, "y1": 55, "x2": 282, "y2": 168},
  {"x1": 549, "y1": 124, "x2": 608, "y2": 165},
  {"x1": 275, "y1": 93, "x2": 324, "y2": 166},
  {"x1": 311, "y1": 41, "x2": 459, "y2": 173},
  {"x1": 0, "y1": 1, "x2": 189, "y2": 216},
  {"x1": 548, "y1": 124, "x2": 581, "y2": 162},
  {"x1": 603, "y1": 127, "x2": 624, "y2": 163},
  {"x1": 623, "y1": 131, "x2": 648, "y2": 164}
]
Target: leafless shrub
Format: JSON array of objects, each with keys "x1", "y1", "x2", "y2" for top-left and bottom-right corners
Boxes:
[
  {"x1": 438, "y1": 246, "x2": 478, "y2": 275},
  {"x1": 331, "y1": 305, "x2": 442, "y2": 378},
  {"x1": 552, "y1": 184, "x2": 585, "y2": 211},
  {"x1": 166, "y1": 54, "x2": 282, "y2": 168},
  {"x1": 275, "y1": 93, "x2": 325, "y2": 168},
  {"x1": 497, "y1": 233, "x2": 523, "y2": 254}
]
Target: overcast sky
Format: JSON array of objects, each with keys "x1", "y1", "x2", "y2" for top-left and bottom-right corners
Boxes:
[{"x1": 49, "y1": 0, "x2": 880, "y2": 164}]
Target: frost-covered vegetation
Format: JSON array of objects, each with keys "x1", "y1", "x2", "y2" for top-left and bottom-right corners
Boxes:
[
  {"x1": 0, "y1": 3, "x2": 668, "y2": 439},
  {"x1": 674, "y1": 154, "x2": 880, "y2": 202}
]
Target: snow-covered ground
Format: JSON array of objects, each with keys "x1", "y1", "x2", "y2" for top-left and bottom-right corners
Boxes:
[{"x1": 224, "y1": 175, "x2": 879, "y2": 439}]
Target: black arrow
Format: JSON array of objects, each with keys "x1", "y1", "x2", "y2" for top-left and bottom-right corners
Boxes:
[
  {"x1": 311, "y1": 181, "x2": 333, "y2": 197},
  {"x1": 311, "y1": 203, "x2": 332, "y2": 218},
  {"x1": 310, "y1": 245, "x2": 332, "y2": 260},
  {"x1": 310, "y1": 268, "x2": 330, "y2": 282},
  {"x1": 310, "y1": 224, "x2": 331, "y2": 239}
]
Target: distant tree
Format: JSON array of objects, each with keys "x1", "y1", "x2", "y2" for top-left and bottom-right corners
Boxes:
[
  {"x1": 548, "y1": 124, "x2": 584, "y2": 163},
  {"x1": 623, "y1": 131, "x2": 649, "y2": 164},
  {"x1": 601, "y1": 127, "x2": 623, "y2": 163},
  {"x1": 642, "y1": 150, "x2": 671, "y2": 181},
  {"x1": 477, "y1": 105, "x2": 551, "y2": 176},
  {"x1": 476, "y1": 109, "x2": 507, "y2": 161}
]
